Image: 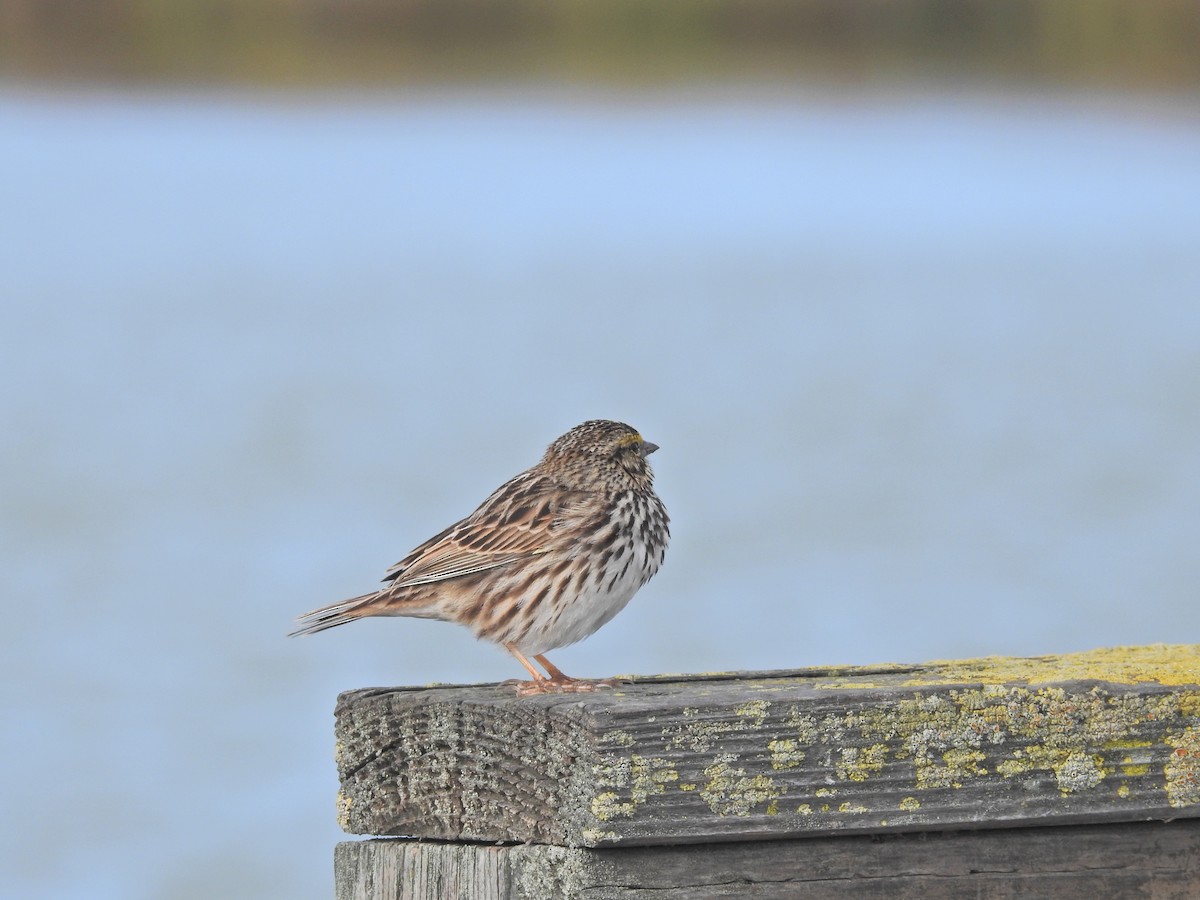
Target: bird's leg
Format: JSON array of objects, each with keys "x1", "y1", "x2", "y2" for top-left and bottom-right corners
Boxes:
[
  {"x1": 534, "y1": 653, "x2": 619, "y2": 693},
  {"x1": 532, "y1": 657, "x2": 573, "y2": 681},
  {"x1": 504, "y1": 644, "x2": 550, "y2": 694},
  {"x1": 505, "y1": 645, "x2": 618, "y2": 695},
  {"x1": 534, "y1": 654, "x2": 578, "y2": 684}
]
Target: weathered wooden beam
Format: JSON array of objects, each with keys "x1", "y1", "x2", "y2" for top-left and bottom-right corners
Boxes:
[
  {"x1": 334, "y1": 819, "x2": 1200, "y2": 900},
  {"x1": 334, "y1": 644, "x2": 1200, "y2": 846}
]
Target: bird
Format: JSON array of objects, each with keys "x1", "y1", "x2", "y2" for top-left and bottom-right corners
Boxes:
[{"x1": 290, "y1": 419, "x2": 669, "y2": 694}]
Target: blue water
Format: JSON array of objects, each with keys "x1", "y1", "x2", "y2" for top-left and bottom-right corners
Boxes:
[{"x1": 3, "y1": 86, "x2": 1199, "y2": 899}]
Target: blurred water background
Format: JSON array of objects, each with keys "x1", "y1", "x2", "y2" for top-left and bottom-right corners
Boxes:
[{"x1": 3, "y1": 2, "x2": 1200, "y2": 897}]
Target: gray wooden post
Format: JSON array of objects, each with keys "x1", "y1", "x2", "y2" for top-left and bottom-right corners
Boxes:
[{"x1": 330, "y1": 644, "x2": 1200, "y2": 898}]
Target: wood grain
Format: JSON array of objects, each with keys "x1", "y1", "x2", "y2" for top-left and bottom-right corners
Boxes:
[
  {"x1": 334, "y1": 819, "x2": 1200, "y2": 900},
  {"x1": 333, "y1": 644, "x2": 1200, "y2": 846}
]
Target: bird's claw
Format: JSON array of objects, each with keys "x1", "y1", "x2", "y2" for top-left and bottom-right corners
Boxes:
[{"x1": 509, "y1": 677, "x2": 620, "y2": 696}]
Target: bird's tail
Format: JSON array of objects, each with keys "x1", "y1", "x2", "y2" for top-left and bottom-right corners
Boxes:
[
  {"x1": 289, "y1": 591, "x2": 384, "y2": 636},
  {"x1": 289, "y1": 589, "x2": 443, "y2": 636}
]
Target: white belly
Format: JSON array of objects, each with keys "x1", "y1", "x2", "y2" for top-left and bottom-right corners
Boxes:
[{"x1": 514, "y1": 546, "x2": 654, "y2": 656}]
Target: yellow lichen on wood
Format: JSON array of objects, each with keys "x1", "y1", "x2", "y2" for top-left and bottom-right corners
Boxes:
[
  {"x1": 336, "y1": 791, "x2": 353, "y2": 831},
  {"x1": 1165, "y1": 727, "x2": 1200, "y2": 808},
  {"x1": 906, "y1": 644, "x2": 1200, "y2": 688},
  {"x1": 768, "y1": 738, "x2": 806, "y2": 770},
  {"x1": 579, "y1": 826, "x2": 618, "y2": 844},
  {"x1": 835, "y1": 744, "x2": 888, "y2": 782},
  {"x1": 1105, "y1": 740, "x2": 1154, "y2": 777},
  {"x1": 915, "y1": 748, "x2": 988, "y2": 789},
  {"x1": 591, "y1": 754, "x2": 679, "y2": 820},
  {"x1": 700, "y1": 753, "x2": 781, "y2": 817},
  {"x1": 784, "y1": 707, "x2": 820, "y2": 743},
  {"x1": 663, "y1": 706, "x2": 757, "y2": 754},
  {"x1": 735, "y1": 700, "x2": 770, "y2": 725},
  {"x1": 591, "y1": 791, "x2": 636, "y2": 821},
  {"x1": 604, "y1": 646, "x2": 1198, "y2": 829},
  {"x1": 795, "y1": 676, "x2": 1199, "y2": 802}
]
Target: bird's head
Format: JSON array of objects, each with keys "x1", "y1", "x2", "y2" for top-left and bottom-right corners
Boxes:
[{"x1": 541, "y1": 419, "x2": 659, "y2": 491}]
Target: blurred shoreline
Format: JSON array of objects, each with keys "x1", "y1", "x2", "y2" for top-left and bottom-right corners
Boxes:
[{"x1": 4, "y1": 0, "x2": 1199, "y2": 91}]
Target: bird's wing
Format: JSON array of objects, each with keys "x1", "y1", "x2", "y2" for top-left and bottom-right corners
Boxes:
[{"x1": 381, "y1": 472, "x2": 591, "y2": 590}]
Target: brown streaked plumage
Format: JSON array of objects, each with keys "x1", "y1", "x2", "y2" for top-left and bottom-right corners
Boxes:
[{"x1": 290, "y1": 419, "x2": 669, "y2": 694}]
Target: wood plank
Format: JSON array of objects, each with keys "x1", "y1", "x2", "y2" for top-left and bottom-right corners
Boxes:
[
  {"x1": 334, "y1": 644, "x2": 1200, "y2": 846},
  {"x1": 334, "y1": 818, "x2": 1200, "y2": 900}
]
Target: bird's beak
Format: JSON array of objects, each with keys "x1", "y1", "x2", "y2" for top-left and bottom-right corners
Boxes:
[{"x1": 641, "y1": 441, "x2": 659, "y2": 457}]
